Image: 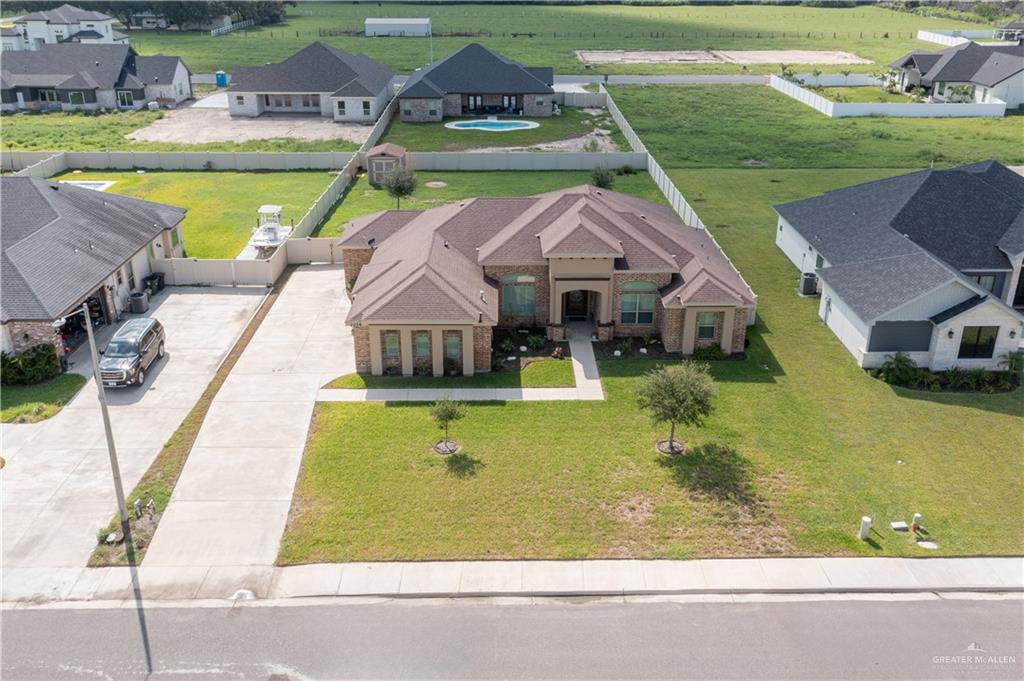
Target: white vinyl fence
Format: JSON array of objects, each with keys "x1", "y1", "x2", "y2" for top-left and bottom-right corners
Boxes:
[
  {"x1": 211, "y1": 18, "x2": 254, "y2": 36},
  {"x1": 555, "y1": 91, "x2": 608, "y2": 108},
  {"x1": 769, "y1": 75, "x2": 1007, "y2": 118},
  {"x1": 916, "y1": 29, "x2": 997, "y2": 46},
  {"x1": 7, "y1": 151, "x2": 68, "y2": 177}
]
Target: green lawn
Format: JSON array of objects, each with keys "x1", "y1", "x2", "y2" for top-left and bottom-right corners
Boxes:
[
  {"x1": 50, "y1": 170, "x2": 334, "y2": 259},
  {"x1": 281, "y1": 168, "x2": 1023, "y2": 563},
  {"x1": 1, "y1": 374, "x2": 87, "y2": 424},
  {"x1": 326, "y1": 358, "x2": 574, "y2": 389},
  {"x1": 128, "y1": 4, "x2": 981, "y2": 74},
  {"x1": 819, "y1": 86, "x2": 911, "y2": 104},
  {"x1": 608, "y1": 85, "x2": 1024, "y2": 168},
  {"x1": 316, "y1": 170, "x2": 666, "y2": 237},
  {"x1": 378, "y1": 108, "x2": 621, "y2": 152},
  {"x1": 0, "y1": 110, "x2": 361, "y2": 153}
]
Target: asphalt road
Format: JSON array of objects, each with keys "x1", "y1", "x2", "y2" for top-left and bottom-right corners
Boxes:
[{"x1": 3, "y1": 597, "x2": 1022, "y2": 680}]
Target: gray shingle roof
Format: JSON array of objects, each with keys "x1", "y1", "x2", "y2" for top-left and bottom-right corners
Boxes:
[
  {"x1": 18, "y1": 3, "x2": 111, "y2": 23},
  {"x1": 890, "y1": 41, "x2": 1024, "y2": 87},
  {"x1": 0, "y1": 43, "x2": 184, "y2": 92},
  {"x1": 398, "y1": 43, "x2": 553, "y2": 98},
  {"x1": 228, "y1": 42, "x2": 393, "y2": 98},
  {"x1": 1, "y1": 178, "x2": 185, "y2": 322},
  {"x1": 1, "y1": 26, "x2": 20, "y2": 37},
  {"x1": 133, "y1": 54, "x2": 189, "y2": 85},
  {"x1": 930, "y1": 295, "x2": 986, "y2": 324}
]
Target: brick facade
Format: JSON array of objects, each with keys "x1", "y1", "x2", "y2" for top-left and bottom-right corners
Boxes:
[
  {"x1": 731, "y1": 308, "x2": 748, "y2": 353},
  {"x1": 343, "y1": 248, "x2": 373, "y2": 293},
  {"x1": 546, "y1": 324, "x2": 566, "y2": 341},
  {"x1": 523, "y1": 94, "x2": 554, "y2": 116},
  {"x1": 6, "y1": 320, "x2": 60, "y2": 356},
  {"x1": 660, "y1": 307, "x2": 685, "y2": 352},
  {"x1": 442, "y1": 93, "x2": 462, "y2": 116},
  {"x1": 352, "y1": 326, "x2": 370, "y2": 372},
  {"x1": 611, "y1": 272, "x2": 673, "y2": 338},
  {"x1": 485, "y1": 264, "x2": 550, "y2": 328},
  {"x1": 399, "y1": 92, "x2": 553, "y2": 121},
  {"x1": 473, "y1": 326, "x2": 492, "y2": 372},
  {"x1": 399, "y1": 97, "x2": 443, "y2": 122}
]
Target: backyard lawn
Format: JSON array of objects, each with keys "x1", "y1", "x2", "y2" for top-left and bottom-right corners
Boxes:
[
  {"x1": 0, "y1": 374, "x2": 87, "y2": 424},
  {"x1": 378, "y1": 108, "x2": 622, "y2": 152},
  {"x1": 316, "y1": 170, "x2": 666, "y2": 237},
  {"x1": 279, "y1": 168, "x2": 1023, "y2": 564},
  {"x1": 327, "y1": 358, "x2": 574, "y2": 389},
  {"x1": 607, "y1": 85, "x2": 1024, "y2": 168},
  {"x1": 128, "y1": 4, "x2": 980, "y2": 74},
  {"x1": 0, "y1": 110, "x2": 361, "y2": 153},
  {"x1": 819, "y1": 86, "x2": 911, "y2": 103},
  {"x1": 50, "y1": 170, "x2": 335, "y2": 259}
]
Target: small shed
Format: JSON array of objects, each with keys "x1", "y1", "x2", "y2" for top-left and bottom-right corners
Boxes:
[
  {"x1": 366, "y1": 143, "x2": 407, "y2": 186},
  {"x1": 364, "y1": 18, "x2": 431, "y2": 37}
]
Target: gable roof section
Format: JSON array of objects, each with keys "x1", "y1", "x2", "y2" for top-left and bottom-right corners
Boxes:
[
  {"x1": 133, "y1": 54, "x2": 189, "y2": 85},
  {"x1": 228, "y1": 42, "x2": 393, "y2": 97},
  {"x1": 891, "y1": 41, "x2": 1024, "y2": 87},
  {"x1": 929, "y1": 295, "x2": 986, "y2": 325},
  {"x1": 18, "y1": 3, "x2": 111, "y2": 23},
  {"x1": 398, "y1": 43, "x2": 553, "y2": 98},
  {"x1": 0, "y1": 43, "x2": 137, "y2": 90},
  {"x1": 1, "y1": 178, "x2": 185, "y2": 322}
]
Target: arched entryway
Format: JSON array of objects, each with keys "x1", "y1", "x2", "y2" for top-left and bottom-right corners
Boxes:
[{"x1": 561, "y1": 290, "x2": 600, "y2": 323}]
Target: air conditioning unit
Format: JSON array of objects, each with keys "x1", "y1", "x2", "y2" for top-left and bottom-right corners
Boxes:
[{"x1": 800, "y1": 271, "x2": 819, "y2": 296}]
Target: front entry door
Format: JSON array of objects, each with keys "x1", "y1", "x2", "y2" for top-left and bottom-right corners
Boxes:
[{"x1": 564, "y1": 291, "x2": 589, "y2": 320}]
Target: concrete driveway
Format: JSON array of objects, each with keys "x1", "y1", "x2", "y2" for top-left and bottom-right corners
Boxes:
[
  {"x1": 1, "y1": 287, "x2": 265, "y2": 571},
  {"x1": 143, "y1": 265, "x2": 353, "y2": 568}
]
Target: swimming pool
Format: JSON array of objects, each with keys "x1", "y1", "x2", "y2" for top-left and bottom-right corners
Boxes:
[{"x1": 445, "y1": 119, "x2": 540, "y2": 132}]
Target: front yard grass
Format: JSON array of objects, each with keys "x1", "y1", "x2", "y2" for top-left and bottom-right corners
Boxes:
[
  {"x1": 607, "y1": 85, "x2": 1024, "y2": 168},
  {"x1": 317, "y1": 170, "x2": 665, "y2": 237},
  {"x1": 0, "y1": 110, "x2": 361, "y2": 152},
  {"x1": 378, "y1": 108, "x2": 620, "y2": 152},
  {"x1": 279, "y1": 168, "x2": 1022, "y2": 564},
  {"x1": 50, "y1": 170, "x2": 335, "y2": 259},
  {"x1": 326, "y1": 358, "x2": 575, "y2": 389},
  {"x1": 0, "y1": 374, "x2": 87, "y2": 424}
]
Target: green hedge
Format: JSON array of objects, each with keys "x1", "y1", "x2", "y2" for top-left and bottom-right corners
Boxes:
[{"x1": 1, "y1": 344, "x2": 61, "y2": 386}]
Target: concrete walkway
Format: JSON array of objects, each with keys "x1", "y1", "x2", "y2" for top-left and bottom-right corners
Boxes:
[
  {"x1": 4, "y1": 557, "x2": 1021, "y2": 603},
  {"x1": 317, "y1": 322, "x2": 604, "y2": 403},
  {"x1": 140, "y1": 265, "x2": 354, "y2": 569}
]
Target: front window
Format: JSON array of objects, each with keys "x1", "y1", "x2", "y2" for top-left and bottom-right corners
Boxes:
[
  {"x1": 973, "y1": 275, "x2": 996, "y2": 292},
  {"x1": 502, "y1": 95, "x2": 518, "y2": 109},
  {"x1": 402, "y1": 103, "x2": 411, "y2": 116},
  {"x1": 501, "y1": 273, "x2": 536, "y2": 316},
  {"x1": 235, "y1": 95, "x2": 245, "y2": 105},
  {"x1": 42, "y1": 90, "x2": 59, "y2": 103},
  {"x1": 384, "y1": 331, "x2": 400, "y2": 358},
  {"x1": 68, "y1": 91, "x2": 85, "y2": 105},
  {"x1": 428, "y1": 104, "x2": 437, "y2": 116},
  {"x1": 697, "y1": 312, "x2": 718, "y2": 340},
  {"x1": 362, "y1": 100, "x2": 371, "y2": 116},
  {"x1": 117, "y1": 90, "x2": 133, "y2": 107},
  {"x1": 620, "y1": 280, "x2": 656, "y2": 325},
  {"x1": 415, "y1": 331, "x2": 430, "y2": 358},
  {"x1": 467, "y1": 95, "x2": 482, "y2": 110},
  {"x1": 535, "y1": 96, "x2": 544, "y2": 106},
  {"x1": 337, "y1": 100, "x2": 346, "y2": 115},
  {"x1": 446, "y1": 332, "x2": 461, "y2": 360},
  {"x1": 958, "y1": 326, "x2": 998, "y2": 359}
]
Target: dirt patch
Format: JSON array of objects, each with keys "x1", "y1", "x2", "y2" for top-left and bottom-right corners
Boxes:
[
  {"x1": 433, "y1": 440, "x2": 462, "y2": 455},
  {"x1": 469, "y1": 128, "x2": 618, "y2": 153},
  {"x1": 127, "y1": 107, "x2": 373, "y2": 145},
  {"x1": 424, "y1": 180, "x2": 448, "y2": 188},
  {"x1": 615, "y1": 495, "x2": 655, "y2": 525},
  {"x1": 576, "y1": 49, "x2": 869, "y2": 66}
]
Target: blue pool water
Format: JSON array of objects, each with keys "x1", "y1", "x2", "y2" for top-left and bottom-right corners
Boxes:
[{"x1": 446, "y1": 120, "x2": 539, "y2": 131}]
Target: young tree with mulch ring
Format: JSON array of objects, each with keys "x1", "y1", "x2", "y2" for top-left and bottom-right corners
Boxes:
[
  {"x1": 382, "y1": 167, "x2": 417, "y2": 208},
  {"x1": 430, "y1": 396, "x2": 465, "y2": 454},
  {"x1": 637, "y1": 362, "x2": 716, "y2": 454}
]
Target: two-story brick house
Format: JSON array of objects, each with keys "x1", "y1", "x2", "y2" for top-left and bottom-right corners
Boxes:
[{"x1": 339, "y1": 185, "x2": 756, "y2": 376}]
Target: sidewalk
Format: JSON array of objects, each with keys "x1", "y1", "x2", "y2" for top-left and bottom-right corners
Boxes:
[
  {"x1": 317, "y1": 322, "x2": 604, "y2": 403},
  {"x1": 4, "y1": 557, "x2": 1021, "y2": 604}
]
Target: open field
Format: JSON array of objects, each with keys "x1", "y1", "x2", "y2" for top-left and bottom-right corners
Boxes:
[
  {"x1": 577, "y1": 49, "x2": 870, "y2": 66},
  {"x1": 51, "y1": 170, "x2": 334, "y2": 259},
  {"x1": 128, "y1": 4, "x2": 981, "y2": 75},
  {"x1": 0, "y1": 374, "x2": 87, "y2": 424},
  {"x1": 279, "y1": 167, "x2": 1022, "y2": 564},
  {"x1": 608, "y1": 85, "x2": 1024, "y2": 168},
  {"x1": 316, "y1": 170, "x2": 665, "y2": 238},
  {"x1": 379, "y1": 108, "x2": 622, "y2": 152},
  {"x1": 0, "y1": 110, "x2": 361, "y2": 152},
  {"x1": 327, "y1": 358, "x2": 574, "y2": 389}
]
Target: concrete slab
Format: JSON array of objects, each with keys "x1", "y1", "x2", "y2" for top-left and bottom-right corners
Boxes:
[
  {"x1": 141, "y1": 500, "x2": 291, "y2": 567},
  {"x1": 521, "y1": 561, "x2": 585, "y2": 593},
  {"x1": 337, "y1": 562, "x2": 404, "y2": 595},
  {"x1": 700, "y1": 559, "x2": 769, "y2": 590},
  {"x1": 817, "y1": 557, "x2": 920, "y2": 590},
  {"x1": 66, "y1": 567, "x2": 110, "y2": 601},
  {"x1": 1, "y1": 567, "x2": 84, "y2": 602},
  {"x1": 903, "y1": 557, "x2": 1003, "y2": 589},
  {"x1": 981, "y1": 557, "x2": 1024, "y2": 587},
  {"x1": 582, "y1": 560, "x2": 646, "y2": 592},
  {"x1": 3, "y1": 500, "x2": 113, "y2": 568},
  {"x1": 458, "y1": 561, "x2": 524, "y2": 594},
  {"x1": 196, "y1": 565, "x2": 276, "y2": 599},
  {"x1": 216, "y1": 373, "x2": 321, "y2": 403},
  {"x1": 398, "y1": 562, "x2": 463, "y2": 595},
  {"x1": 171, "y1": 447, "x2": 304, "y2": 502},
  {"x1": 92, "y1": 566, "x2": 211, "y2": 600},
  {"x1": 758, "y1": 558, "x2": 832, "y2": 590},
  {"x1": 194, "y1": 400, "x2": 314, "y2": 449},
  {"x1": 270, "y1": 564, "x2": 344, "y2": 598},
  {"x1": 640, "y1": 560, "x2": 706, "y2": 591}
]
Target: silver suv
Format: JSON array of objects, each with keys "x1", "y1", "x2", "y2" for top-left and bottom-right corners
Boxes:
[{"x1": 99, "y1": 318, "x2": 166, "y2": 387}]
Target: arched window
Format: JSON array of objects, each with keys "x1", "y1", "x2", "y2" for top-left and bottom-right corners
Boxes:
[
  {"x1": 500, "y1": 273, "x2": 536, "y2": 316},
  {"x1": 621, "y1": 280, "x2": 656, "y2": 325}
]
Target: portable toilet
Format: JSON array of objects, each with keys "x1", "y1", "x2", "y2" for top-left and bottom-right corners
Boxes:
[
  {"x1": 366, "y1": 143, "x2": 407, "y2": 186},
  {"x1": 215, "y1": 70, "x2": 228, "y2": 88}
]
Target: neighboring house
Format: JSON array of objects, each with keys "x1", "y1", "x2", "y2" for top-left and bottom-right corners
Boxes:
[
  {"x1": 0, "y1": 177, "x2": 185, "y2": 358},
  {"x1": 397, "y1": 43, "x2": 554, "y2": 122},
  {"x1": 8, "y1": 3, "x2": 127, "y2": 51},
  {"x1": 364, "y1": 18, "x2": 431, "y2": 37},
  {"x1": 340, "y1": 185, "x2": 756, "y2": 376},
  {"x1": 0, "y1": 44, "x2": 191, "y2": 112},
  {"x1": 228, "y1": 43, "x2": 395, "y2": 122},
  {"x1": 1, "y1": 25, "x2": 21, "y2": 51},
  {"x1": 129, "y1": 11, "x2": 169, "y2": 30},
  {"x1": 889, "y1": 41, "x2": 1024, "y2": 108},
  {"x1": 997, "y1": 22, "x2": 1024, "y2": 41},
  {"x1": 774, "y1": 161, "x2": 1024, "y2": 371}
]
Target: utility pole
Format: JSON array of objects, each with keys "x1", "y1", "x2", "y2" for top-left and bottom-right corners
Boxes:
[{"x1": 83, "y1": 303, "x2": 129, "y2": 526}]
